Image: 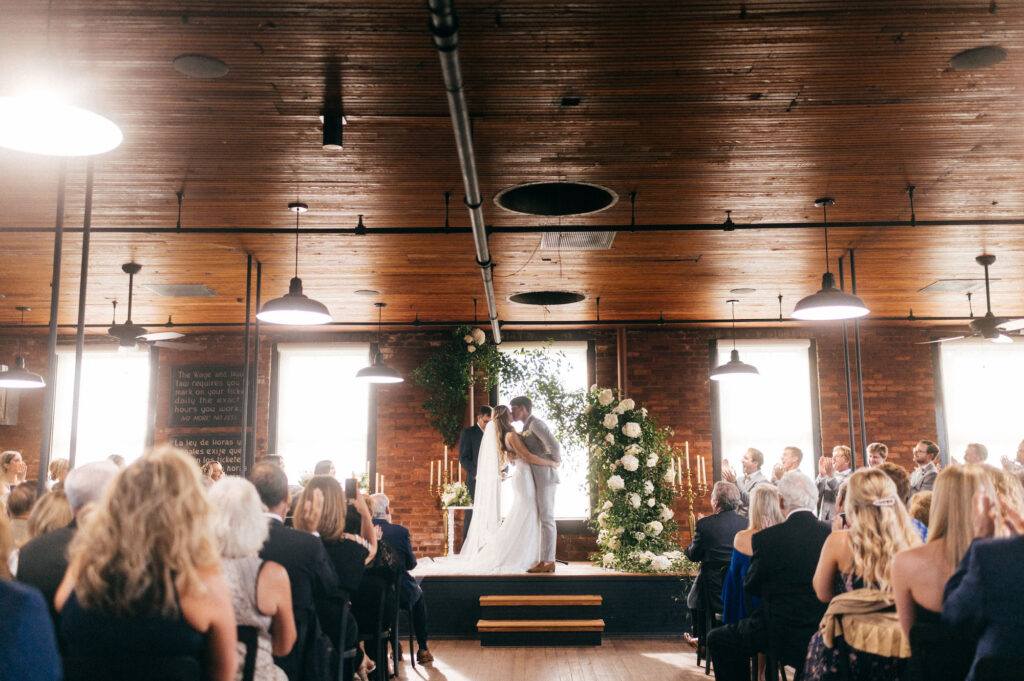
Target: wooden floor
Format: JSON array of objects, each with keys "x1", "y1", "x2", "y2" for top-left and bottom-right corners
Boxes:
[{"x1": 392, "y1": 637, "x2": 713, "y2": 681}]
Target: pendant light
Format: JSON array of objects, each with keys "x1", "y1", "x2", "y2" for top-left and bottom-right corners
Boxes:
[
  {"x1": 792, "y1": 198, "x2": 869, "y2": 321},
  {"x1": 0, "y1": 307, "x2": 46, "y2": 389},
  {"x1": 710, "y1": 300, "x2": 759, "y2": 381},
  {"x1": 0, "y1": 90, "x2": 123, "y2": 156},
  {"x1": 257, "y1": 202, "x2": 332, "y2": 325},
  {"x1": 356, "y1": 303, "x2": 403, "y2": 384}
]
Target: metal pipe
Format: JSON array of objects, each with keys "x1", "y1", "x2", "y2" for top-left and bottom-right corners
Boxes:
[
  {"x1": 240, "y1": 255, "x2": 253, "y2": 472},
  {"x1": 247, "y1": 261, "x2": 262, "y2": 470},
  {"x1": 69, "y1": 160, "x2": 94, "y2": 470},
  {"x1": 38, "y1": 160, "x2": 67, "y2": 497},
  {"x1": 838, "y1": 257, "x2": 857, "y2": 466},
  {"x1": 429, "y1": 0, "x2": 501, "y2": 343},
  {"x1": 5, "y1": 217, "x2": 1024, "y2": 236},
  {"x1": 851, "y1": 249, "x2": 868, "y2": 470}
]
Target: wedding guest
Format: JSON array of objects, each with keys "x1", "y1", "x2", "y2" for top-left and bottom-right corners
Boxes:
[
  {"x1": 980, "y1": 463, "x2": 1024, "y2": 509},
  {"x1": 106, "y1": 454, "x2": 126, "y2": 468},
  {"x1": 249, "y1": 461, "x2": 338, "y2": 681},
  {"x1": 458, "y1": 405, "x2": 492, "y2": 540},
  {"x1": 7, "y1": 482, "x2": 37, "y2": 547},
  {"x1": 771, "y1": 445, "x2": 803, "y2": 482},
  {"x1": 910, "y1": 440, "x2": 940, "y2": 497},
  {"x1": 684, "y1": 481, "x2": 746, "y2": 649},
  {"x1": 209, "y1": 478, "x2": 296, "y2": 681},
  {"x1": 17, "y1": 461, "x2": 119, "y2": 623},
  {"x1": 817, "y1": 445, "x2": 852, "y2": 521},
  {"x1": 721, "y1": 485, "x2": 784, "y2": 625},
  {"x1": 26, "y1": 490, "x2": 72, "y2": 541},
  {"x1": 0, "y1": 512, "x2": 62, "y2": 681},
  {"x1": 55, "y1": 447, "x2": 237, "y2": 681},
  {"x1": 371, "y1": 493, "x2": 433, "y2": 664},
  {"x1": 1000, "y1": 439, "x2": 1024, "y2": 477},
  {"x1": 48, "y1": 458, "x2": 69, "y2": 491},
  {"x1": 313, "y1": 460, "x2": 336, "y2": 477},
  {"x1": 202, "y1": 460, "x2": 225, "y2": 483},
  {"x1": 964, "y1": 443, "x2": 988, "y2": 464},
  {"x1": 804, "y1": 468, "x2": 921, "y2": 680},
  {"x1": 707, "y1": 471, "x2": 831, "y2": 681},
  {"x1": 1, "y1": 450, "x2": 28, "y2": 507},
  {"x1": 721, "y1": 447, "x2": 768, "y2": 512},
  {"x1": 866, "y1": 442, "x2": 888, "y2": 467}
]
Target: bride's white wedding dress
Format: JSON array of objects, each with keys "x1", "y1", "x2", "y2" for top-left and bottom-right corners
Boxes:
[{"x1": 415, "y1": 422, "x2": 540, "y2": 574}]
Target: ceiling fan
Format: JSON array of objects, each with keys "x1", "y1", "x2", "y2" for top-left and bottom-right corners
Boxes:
[
  {"x1": 919, "y1": 254, "x2": 1024, "y2": 344},
  {"x1": 107, "y1": 263, "x2": 205, "y2": 352}
]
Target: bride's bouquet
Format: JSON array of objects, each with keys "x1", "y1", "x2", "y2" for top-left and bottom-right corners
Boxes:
[
  {"x1": 441, "y1": 481, "x2": 473, "y2": 508},
  {"x1": 585, "y1": 386, "x2": 696, "y2": 574}
]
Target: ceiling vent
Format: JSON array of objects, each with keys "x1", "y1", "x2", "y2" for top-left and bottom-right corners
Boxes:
[
  {"x1": 509, "y1": 291, "x2": 586, "y2": 306},
  {"x1": 142, "y1": 284, "x2": 218, "y2": 297},
  {"x1": 540, "y1": 231, "x2": 615, "y2": 250},
  {"x1": 494, "y1": 182, "x2": 617, "y2": 216},
  {"x1": 918, "y1": 279, "x2": 995, "y2": 294}
]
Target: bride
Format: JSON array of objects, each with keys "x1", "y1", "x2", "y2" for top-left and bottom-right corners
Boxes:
[{"x1": 432, "y1": 405, "x2": 559, "y2": 574}]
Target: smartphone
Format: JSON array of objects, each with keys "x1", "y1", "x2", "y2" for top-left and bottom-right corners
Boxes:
[{"x1": 344, "y1": 477, "x2": 358, "y2": 501}]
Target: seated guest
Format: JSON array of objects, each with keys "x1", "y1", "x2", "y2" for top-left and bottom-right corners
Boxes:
[
  {"x1": 0, "y1": 512, "x2": 62, "y2": 681},
  {"x1": 832, "y1": 480, "x2": 850, "y2": 530},
  {"x1": 721, "y1": 448, "x2": 769, "y2": 513},
  {"x1": 202, "y1": 460, "x2": 225, "y2": 483},
  {"x1": 17, "y1": 461, "x2": 118, "y2": 623},
  {"x1": 26, "y1": 490, "x2": 72, "y2": 541},
  {"x1": 55, "y1": 447, "x2": 237, "y2": 681},
  {"x1": 48, "y1": 458, "x2": 69, "y2": 491},
  {"x1": 943, "y1": 484, "x2": 1024, "y2": 681},
  {"x1": 908, "y1": 491, "x2": 932, "y2": 530},
  {"x1": 804, "y1": 468, "x2": 922, "y2": 680},
  {"x1": 7, "y1": 482, "x2": 38, "y2": 547},
  {"x1": 981, "y1": 463, "x2": 1024, "y2": 509},
  {"x1": 771, "y1": 445, "x2": 803, "y2": 483},
  {"x1": 1, "y1": 450, "x2": 28, "y2": 507},
  {"x1": 1000, "y1": 440, "x2": 1024, "y2": 484},
  {"x1": 106, "y1": 454, "x2": 126, "y2": 468},
  {"x1": 866, "y1": 442, "x2": 888, "y2": 467},
  {"x1": 817, "y1": 445, "x2": 852, "y2": 521},
  {"x1": 349, "y1": 492, "x2": 398, "y2": 677},
  {"x1": 684, "y1": 481, "x2": 746, "y2": 649},
  {"x1": 370, "y1": 493, "x2": 433, "y2": 664},
  {"x1": 313, "y1": 460, "x2": 336, "y2": 478},
  {"x1": 708, "y1": 471, "x2": 831, "y2": 681},
  {"x1": 879, "y1": 461, "x2": 926, "y2": 540},
  {"x1": 209, "y1": 478, "x2": 296, "y2": 681},
  {"x1": 910, "y1": 440, "x2": 940, "y2": 497},
  {"x1": 722, "y1": 485, "x2": 784, "y2": 625}
]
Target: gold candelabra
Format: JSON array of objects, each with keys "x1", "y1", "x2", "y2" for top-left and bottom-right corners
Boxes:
[
  {"x1": 429, "y1": 461, "x2": 452, "y2": 556},
  {"x1": 672, "y1": 443, "x2": 709, "y2": 538}
]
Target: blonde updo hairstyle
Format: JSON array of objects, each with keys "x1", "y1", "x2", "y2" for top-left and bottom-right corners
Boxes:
[
  {"x1": 68, "y1": 446, "x2": 219, "y2": 617},
  {"x1": 747, "y1": 485, "x2": 785, "y2": 532},
  {"x1": 843, "y1": 467, "x2": 921, "y2": 592},
  {"x1": 293, "y1": 475, "x2": 347, "y2": 541}
]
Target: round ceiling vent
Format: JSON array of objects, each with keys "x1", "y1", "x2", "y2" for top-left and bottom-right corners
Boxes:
[
  {"x1": 950, "y1": 46, "x2": 1006, "y2": 71},
  {"x1": 494, "y1": 182, "x2": 617, "y2": 216},
  {"x1": 509, "y1": 291, "x2": 586, "y2": 306},
  {"x1": 173, "y1": 54, "x2": 230, "y2": 79}
]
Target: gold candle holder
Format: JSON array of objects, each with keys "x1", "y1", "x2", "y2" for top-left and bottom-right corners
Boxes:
[
  {"x1": 429, "y1": 468, "x2": 451, "y2": 556},
  {"x1": 677, "y1": 463, "x2": 709, "y2": 538}
]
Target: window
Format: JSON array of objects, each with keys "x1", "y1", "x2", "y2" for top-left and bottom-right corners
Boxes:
[
  {"x1": 52, "y1": 348, "x2": 151, "y2": 466},
  {"x1": 713, "y1": 339, "x2": 818, "y2": 480},
  {"x1": 275, "y1": 344, "x2": 370, "y2": 485},
  {"x1": 939, "y1": 340, "x2": 1024, "y2": 463},
  {"x1": 499, "y1": 341, "x2": 590, "y2": 519}
]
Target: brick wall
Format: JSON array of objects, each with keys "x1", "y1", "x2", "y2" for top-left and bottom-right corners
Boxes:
[{"x1": 1, "y1": 323, "x2": 951, "y2": 561}]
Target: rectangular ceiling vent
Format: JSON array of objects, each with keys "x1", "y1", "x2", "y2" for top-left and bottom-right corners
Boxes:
[
  {"x1": 142, "y1": 284, "x2": 218, "y2": 298},
  {"x1": 917, "y1": 279, "x2": 995, "y2": 294},
  {"x1": 540, "y1": 231, "x2": 615, "y2": 250}
]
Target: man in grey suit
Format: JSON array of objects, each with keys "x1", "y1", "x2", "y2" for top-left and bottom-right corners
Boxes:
[
  {"x1": 721, "y1": 447, "x2": 768, "y2": 513},
  {"x1": 510, "y1": 395, "x2": 561, "y2": 573},
  {"x1": 910, "y1": 439, "x2": 940, "y2": 498}
]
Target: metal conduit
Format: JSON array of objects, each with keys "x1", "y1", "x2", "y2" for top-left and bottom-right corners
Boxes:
[{"x1": 428, "y1": 0, "x2": 501, "y2": 344}]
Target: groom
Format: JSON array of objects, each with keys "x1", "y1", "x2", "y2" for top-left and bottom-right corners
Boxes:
[{"x1": 510, "y1": 396, "x2": 561, "y2": 573}]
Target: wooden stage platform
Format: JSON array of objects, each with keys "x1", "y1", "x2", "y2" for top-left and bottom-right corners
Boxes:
[{"x1": 418, "y1": 561, "x2": 694, "y2": 638}]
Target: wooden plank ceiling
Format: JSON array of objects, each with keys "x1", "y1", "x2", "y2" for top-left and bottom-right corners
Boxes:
[{"x1": 1, "y1": 1, "x2": 1024, "y2": 333}]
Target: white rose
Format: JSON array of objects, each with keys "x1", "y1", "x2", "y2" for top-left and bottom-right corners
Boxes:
[
  {"x1": 634, "y1": 532, "x2": 646, "y2": 542},
  {"x1": 605, "y1": 433, "x2": 615, "y2": 444},
  {"x1": 650, "y1": 555, "x2": 671, "y2": 571},
  {"x1": 597, "y1": 511, "x2": 608, "y2": 527},
  {"x1": 646, "y1": 453, "x2": 659, "y2": 468},
  {"x1": 620, "y1": 398, "x2": 635, "y2": 411},
  {"x1": 624, "y1": 444, "x2": 642, "y2": 457},
  {"x1": 471, "y1": 328, "x2": 486, "y2": 344},
  {"x1": 602, "y1": 553, "x2": 615, "y2": 568},
  {"x1": 603, "y1": 413, "x2": 619, "y2": 429},
  {"x1": 622, "y1": 422, "x2": 642, "y2": 438},
  {"x1": 643, "y1": 480, "x2": 655, "y2": 495},
  {"x1": 463, "y1": 334, "x2": 474, "y2": 343},
  {"x1": 607, "y1": 536, "x2": 620, "y2": 550},
  {"x1": 602, "y1": 500, "x2": 613, "y2": 511},
  {"x1": 628, "y1": 492, "x2": 641, "y2": 509},
  {"x1": 607, "y1": 475, "x2": 625, "y2": 491},
  {"x1": 647, "y1": 497, "x2": 656, "y2": 507},
  {"x1": 614, "y1": 526, "x2": 625, "y2": 535},
  {"x1": 641, "y1": 407, "x2": 648, "y2": 417},
  {"x1": 467, "y1": 344, "x2": 476, "y2": 353},
  {"x1": 646, "y1": 520, "x2": 664, "y2": 536},
  {"x1": 664, "y1": 466, "x2": 676, "y2": 483},
  {"x1": 598, "y1": 389, "x2": 614, "y2": 406},
  {"x1": 621, "y1": 454, "x2": 639, "y2": 472},
  {"x1": 660, "y1": 504, "x2": 674, "y2": 521},
  {"x1": 613, "y1": 404, "x2": 625, "y2": 415}
]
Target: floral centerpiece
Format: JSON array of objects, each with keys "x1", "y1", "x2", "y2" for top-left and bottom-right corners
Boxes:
[
  {"x1": 586, "y1": 386, "x2": 696, "y2": 574},
  {"x1": 440, "y1": 481, "x2": 472, "y2": 508}
]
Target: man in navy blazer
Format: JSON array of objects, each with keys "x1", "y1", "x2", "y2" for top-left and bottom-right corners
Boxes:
[
  {"x1": 457, "y1": 405, "x2": 492, "y2": 540},
  {"x1": 371, "y1": 493, "x2": 433, "y2": 664}
]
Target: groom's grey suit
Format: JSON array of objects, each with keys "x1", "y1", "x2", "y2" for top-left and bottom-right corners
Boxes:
[{"x1": 521, "y1": 414, "x2": 561, "y2": 563}]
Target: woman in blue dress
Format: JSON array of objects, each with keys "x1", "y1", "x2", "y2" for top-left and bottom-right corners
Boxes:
[{"x1": 721, "y1": 484, "x2": 784, "y2": 625}]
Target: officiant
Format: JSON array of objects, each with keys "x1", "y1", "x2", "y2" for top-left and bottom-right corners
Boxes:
[{"x1": 458, "y1": 405, "x2": 492, "y2": 541}]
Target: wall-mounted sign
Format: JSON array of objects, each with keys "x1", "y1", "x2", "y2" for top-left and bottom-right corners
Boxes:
[{"x1": 169, "y1": 364, "x2": 244, "y2": 427}]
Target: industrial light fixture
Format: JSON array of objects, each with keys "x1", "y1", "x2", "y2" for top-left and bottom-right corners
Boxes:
[
  {"x1": 322, "y1": 113, "x2": 345, "y2": 151},
  {"x1": 0, "y1": 89, "x2": 122, "y2": 156},
  {"x1": 792, "y1": 198, "x2": 870, "y2": 321},
  {"x1": 257, "y1": 202, "x2": 332, "y2": 325},
  {"x1": 710, "y1": 299, "x2": 759, "y2": 381},
  {"x1": 356, "y1": 302, "x2": 403, "y2": 384},
  {"x1": 0, "y1": 307, "x2": 45, "y2": 389}
]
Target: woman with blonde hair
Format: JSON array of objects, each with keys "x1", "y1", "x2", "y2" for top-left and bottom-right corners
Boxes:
[
  {"x1": 48, "y1": 457, "x2": 69, "y2": 491},
  {"x1": 722, "y1": 485, "x2": 784, "y2": 624},
  {"x1": 27, "y1": 489, "x2": 73, "y2": 540},
  {"x1": 55, "y1": 446, "x2": 237, "y2": 681},
  {"x1": 804, "y1": 467, "x2": 922, "y2": 680}
]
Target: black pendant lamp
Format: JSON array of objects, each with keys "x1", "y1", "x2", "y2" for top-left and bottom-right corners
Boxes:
[
  {"x1": 257, "y1": 202, "x2": 332, "y2": 325},
  {"x1": 792, "y1": 198, "x2": 869, "y2": 321},
  {"x1": 0, "y1": 307, "x2": 46, "y2": 389},
  {"x1": 710, "y1": 299, "x2": 759, "y2": 381},
  {"x1": 356, "y1": 303, "x2": 403, "y2": 384}
]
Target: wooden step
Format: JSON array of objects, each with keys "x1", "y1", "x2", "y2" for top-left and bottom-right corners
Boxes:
[
  {"x1": 477, "y1": 619, "x2": 605, "y2": 632},
  {"x1": 479, "y1": 595, "x2": 602, "y2": 607}
]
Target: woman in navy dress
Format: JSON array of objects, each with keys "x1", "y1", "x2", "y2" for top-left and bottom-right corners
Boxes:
[{"x1": 721, "y1": 484, "x2": 784, "y2": 625}]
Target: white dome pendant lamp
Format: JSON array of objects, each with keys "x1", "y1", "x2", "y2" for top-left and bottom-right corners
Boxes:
[
  {"x1": 792, "y1": 198, "x2": 869, "y2": 321},
  {"x1": 710, "y1": 299, "x2": 759, "y2": 381},
  {"x1": 257, "y1": 202, "x2": 332, "y2": 326}
]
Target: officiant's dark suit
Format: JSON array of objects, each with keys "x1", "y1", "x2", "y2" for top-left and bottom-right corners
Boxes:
[
  {"x1": 708, "y1": 505, "x2": 831, "y2": 681},
  {"x1": 685, "y1": 483, "x2": 747, "y2": 614},
  {"x1": 458, "y1": 405, "x2": 491, "y2": 540}
]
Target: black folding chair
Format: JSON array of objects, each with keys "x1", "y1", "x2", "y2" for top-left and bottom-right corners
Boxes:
[
  {"x1": 64, "y1": 655, "x2": 202, "y2": 681},
  {"x1": 237, "y1": 625, "x2": 260, "y2": 681}
]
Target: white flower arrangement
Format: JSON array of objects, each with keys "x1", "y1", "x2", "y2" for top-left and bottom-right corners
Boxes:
[
  {"x1": 440, "y1": 481, "x2": 472, "y2": 508},
  {"x1": 607, "y1": 475, "x2": 625, "y2": 491},
  {"x1": 646, "y1": 520, "x2": 664, "y2": 536},
  {"x1": 597, "y1": 511, "x2": 609, "y2": 527},
  {"x1": 628, "y1": 492, "x2": 642, "y2": 509},
  {"x1": 463, "y1": 334, "x2": 474, "y2": 343},
  {"x1": 643, "y1": 480, "x2": 655, "y2": 495},
  {"x1": 624, "y1": 443, "x2": 642, "y2": 457},
  {"x1": 622, "y1": 422, "x2": 642, "y2": 438},
  {"x1": 603, "y1": 413, "x2": 619, "y2": 429},
  {"x1": 598, "y1": 389, "x2": 614, "y2": 406},
  {"x1": 619, "y1": 398, "x2": 635, "y2": 411},
  {"x1": 467, "y1": 345, "x2": 476, "y2": 353},
  {"x1": 602, "y1": 500, "x2": 613, "y2": 511},
  {"x1": 603, "y1": 553, "x2": 615, "y2": 567},
  {"x1": 660, "y1": 504, "x2": 674, "y2": 521},
  {"x1": 604, "y1": 433, "x2": 615, "y2": 444},
  {"x1": 650, "y1": 555, "x2": 671, "y2": 571},
  {"x1": 663, "y1": 466, "x2": 676, "y2": 483},
  {"x1": 634, "y1": 531, "x2": 646, "y2": 542},
  {"x1": 471, "y1": 328, "x2": 486, "y2": 345},
  {"x1": 647, "y1": 497, "x2": 656, "y2": 507},
  {"x1": 646, "y1": 453, "x2": 659, "y2": 468},
  {"x1": 621, "y1": 454, "x2": 640, "y2": 472}
]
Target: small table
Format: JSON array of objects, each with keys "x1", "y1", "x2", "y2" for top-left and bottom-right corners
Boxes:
[{"x1": 443, "y1": 505, "x2": 472, "y2": 556}]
